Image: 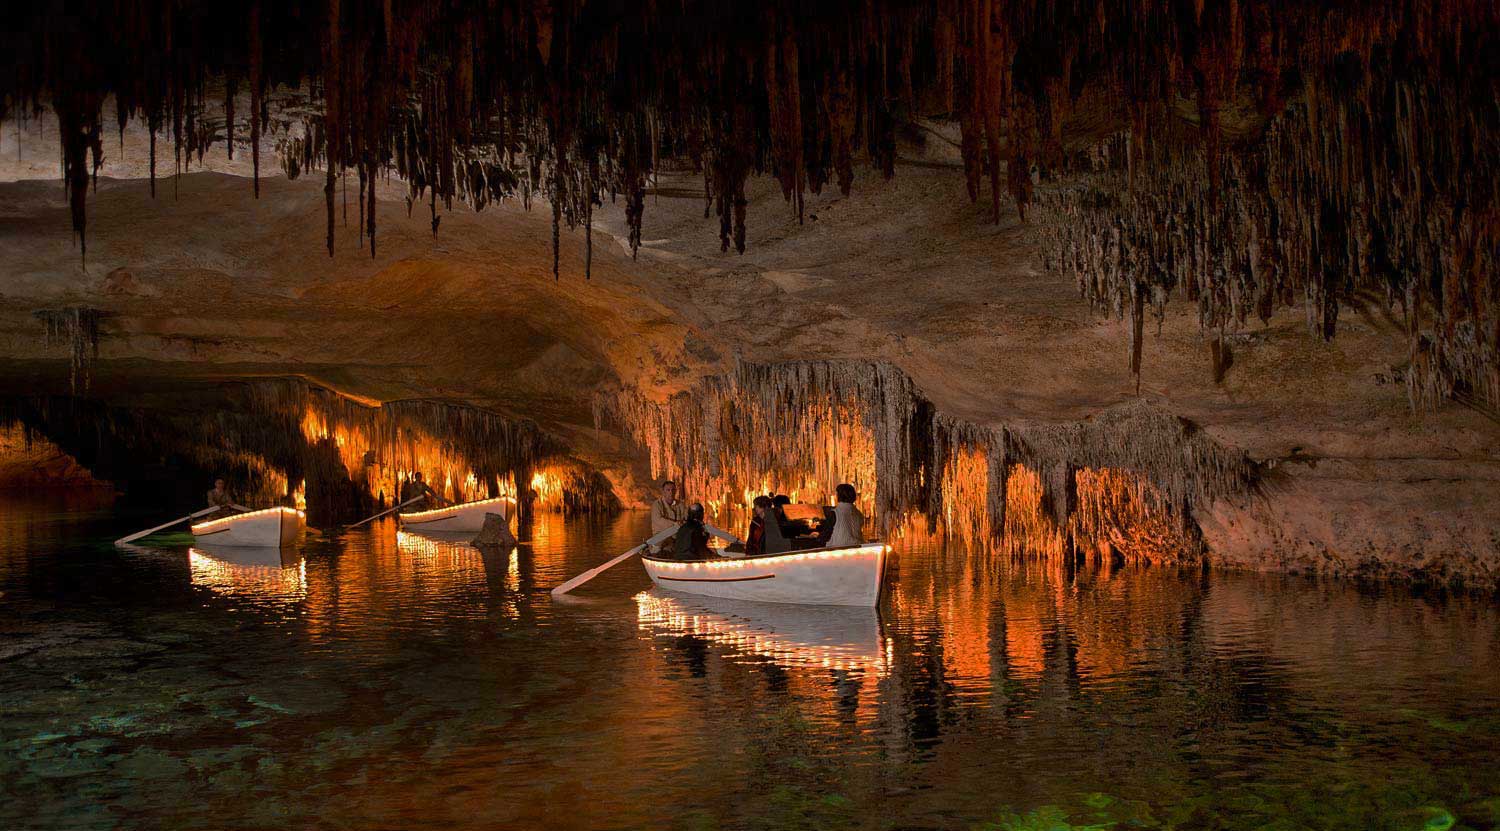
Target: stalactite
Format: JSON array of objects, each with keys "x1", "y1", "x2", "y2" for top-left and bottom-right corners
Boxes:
[
  {"x1": 323, "y1": 0, "x2": 341, "y2": 258},
  {"x1": 249, "y1": 1, "x2": 263, "y2": 198},
  {"x1": 33, "y1": 308, "x2": 103, "y2": 394},
  {"x1": 224, "y1": 76, "x2": 237, "y2": 160},
  {"x1": 56, "y1": 102, "x2": 101, "y2": 260},
  {"x1": 365, "y1": 160, "x2": 376, "y2": 257}
]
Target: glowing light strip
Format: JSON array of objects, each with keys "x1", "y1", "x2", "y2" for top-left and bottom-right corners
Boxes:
[
  {"x1": 398, "y1": 496, "x2": 514, "y2": 519},
  {"x1": 191, "y1": 507, "x2": 304, "y2": 534},
  {"x1": 643, "y1": 543, "x2": 888, "y2": 570}
]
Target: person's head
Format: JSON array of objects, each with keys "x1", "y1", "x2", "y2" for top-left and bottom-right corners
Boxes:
[
  {"x1": 773, "y1": 494, "x2": 791, "y2": 507},
  {"x1": 413, "y1": 472, "x2": 424, "y2": 483},
  {"x1": 836, "y1": 483, "x2": 857, "y2": 504},
  {"x1": 213, "y1": 478, "x2": 226, "y2": 491},
  {"x1": 687, "y1": 502, "x2": 705, "y2": 522},
  {"x1": 660, "y1": 480, "x2": 676, "y2": 500},
  {"x1": 752, "y1": 495, "x2": 774, "y2": 517}
]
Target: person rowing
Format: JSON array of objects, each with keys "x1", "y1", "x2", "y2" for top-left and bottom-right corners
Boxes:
[
  {"x1": 399, "y1": 472, "x2": 449, "y2": 510},
  {"x1": 206, "y1": 478, "x2": 234, "y2": 509},
  {"x1": 205, "y1": 477, "x2": 249, "y2": 517},
  {"x1": 650, "y1": 479, "x2": 688, "y2": 553}
]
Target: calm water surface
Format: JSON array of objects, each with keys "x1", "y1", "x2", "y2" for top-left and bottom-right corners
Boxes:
[{"x1": 2, "y1": 494, "x2": 1497, "y2": 830}]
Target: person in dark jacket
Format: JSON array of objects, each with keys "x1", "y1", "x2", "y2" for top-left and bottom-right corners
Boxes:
[
  {"x1": 745, "y1": 495, "x2": 775, "y2": 557},
  {"x1": 399, "y1": 472, "x2": 445, "y2": 509},
  {"x1": 672, "y1": 503, "x2": 713, "y2": 560}
]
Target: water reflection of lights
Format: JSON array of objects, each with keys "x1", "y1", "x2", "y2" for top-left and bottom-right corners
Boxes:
[
  {"x1": 395, "y1": 530, "x2": 489, "y2": 578},
  {"x1": 635, "y1": 590, "x2": 888, "y2": 676},
  {"x1": 188, "y1": 546, "x2": 307, "y2": 600}
]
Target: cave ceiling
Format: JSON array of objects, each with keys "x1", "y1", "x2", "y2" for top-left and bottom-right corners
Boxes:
[{"x1": 3, "y1": 0, "x2": 1497, "y2": 411}]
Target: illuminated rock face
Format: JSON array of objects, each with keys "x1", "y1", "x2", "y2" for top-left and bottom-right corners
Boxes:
[
  {"x1": 0, "y1": 423, "x2": 111, "y2": 491},
  {"x1": 599, "y1": 360, "x2": 1240, "y2": 568},
  {"x1": 600, "y1": 359, "x2": 1500, "y2": 587},
  {"x1": 1, "y1": 380, "x2": 617, "y2": 524}
]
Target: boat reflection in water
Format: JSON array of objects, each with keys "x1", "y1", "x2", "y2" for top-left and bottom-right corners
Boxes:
[
  {"x1": 187, "y1": 543, "x2": 307, "y2": 602},
  {"x1": 635, "y1": 588, "x2": 889, "y2": 676},
  {"x1": 393, "y1": 529, "x2": 490, "y2": 581}
]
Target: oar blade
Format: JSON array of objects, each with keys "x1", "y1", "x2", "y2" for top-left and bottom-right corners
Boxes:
[
  {"x1": 113, "y1": 506, "x2": 220, "y2": 546},
  {"x1": 550, "y1": 523, "x2": 682, "y2": 598}
]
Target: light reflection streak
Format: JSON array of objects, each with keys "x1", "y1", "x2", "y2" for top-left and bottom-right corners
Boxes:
[
  {"x1": 188, "y1": 545, "x2": 307, "y2": 602},
  {"x1": 635, "y1": 590, "x2": 888, "y2": 676}
]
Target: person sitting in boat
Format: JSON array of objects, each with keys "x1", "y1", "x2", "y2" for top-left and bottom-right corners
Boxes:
[
  {"x1": 744, "y1": 495, "x2": 775, "y2": 557},
  {"x1": 650, "y1": 479, "x2": 688, "y2": 552},
  {"x1": 400, "y1": 472, "x2": 446, "y2": 510},
  {"x1": 671, "y1": 503, "x2": 713, "y2": 560},
  {"x1": 206, "y1": 478, "x2": 235, "y2": 510},
  {"x1": 823, "y1": 483, "x2": 866, "y2": 547},
  {"x1": 651, "y1": 480, "x2": 688, "y2": 533}
]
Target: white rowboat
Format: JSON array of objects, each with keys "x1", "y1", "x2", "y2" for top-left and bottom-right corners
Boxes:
[
  {"x1": 398, "y1": 496, "x2": 514, "y2": 534},
  {"x1": 641, "y1": 543, "x2": 889, "y2": 607},
  {"x1": 190, "y1": 507, "x2": 305, "y2": 548}
]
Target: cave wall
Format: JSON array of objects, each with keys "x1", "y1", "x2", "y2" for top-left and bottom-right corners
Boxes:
[
  {"x1": 1, "y1": 378, "x2": 617, "y2": 524},
  {"x1": 0, "y1": 423, "x2": 112, "y2": 491},
  {"x1": 601, "y1": 358, "x2": 1498, "y2": 588}
]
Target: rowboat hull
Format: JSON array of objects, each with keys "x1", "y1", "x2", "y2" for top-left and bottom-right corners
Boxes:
[
  {"x1": 641, "y1": 543, "x2": 889, "y2": 607},
  {"x1": 190, "y1": 507, "x2": 304, "y2": 548},
  {"x1": 398, "y1": 496, "x2": 514, "y2": 535}
]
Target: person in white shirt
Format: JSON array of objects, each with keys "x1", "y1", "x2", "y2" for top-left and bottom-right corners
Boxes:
[
  {"x1": 825, "y1": 483, "x2": 865, "y2": 547},
  {"x1": 649, "y1": 480, "x2": 688, "y2": 553}
]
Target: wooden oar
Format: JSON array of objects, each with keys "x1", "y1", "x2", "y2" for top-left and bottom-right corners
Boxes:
[
  {"x1": 551, "y1": 523, "x2": 681, "y2": 598},
  {"x1": 347, "y1": 496, "x2": 425, "y2": 529},
  {"x1": 114, "y1": 506, "x2": 222, "y2": 547},
  {"x1": 704, "y1": 522, "x2": 744, "y2": 546}
]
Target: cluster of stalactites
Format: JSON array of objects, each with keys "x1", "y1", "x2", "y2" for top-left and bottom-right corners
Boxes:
[
  {"x1": 5, "y1": 1, "x2": 1494, "y2": 391},
  {"x1": 247, "y1": 379, "x2": 562, "y2": 499},
  {"x1": 33, "y1": 307, "x2": 104, "y2": 395},
  {"x1": 596, "y1": 359, "x2": 1255, "y2": 561},
  {"x1": 15, "y1": 1, "x2": 1490, "y2": 270},
  {"x1": 3, "y1": 0, "x2": 946, "y2": 274},
  {"x1": 1036, "y1": 59, "x2": 1499, "y2": 412}
]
